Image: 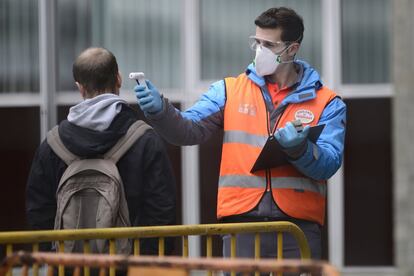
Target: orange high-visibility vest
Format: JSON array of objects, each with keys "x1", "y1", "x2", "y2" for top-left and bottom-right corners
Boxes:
[{"x1": 218, "y1": 73, "x2": 338, "y2": 225}]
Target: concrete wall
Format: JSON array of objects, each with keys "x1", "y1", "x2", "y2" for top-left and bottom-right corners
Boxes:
[{"x1": 393, "y1": 0, "x2": 414, "y2": 275}]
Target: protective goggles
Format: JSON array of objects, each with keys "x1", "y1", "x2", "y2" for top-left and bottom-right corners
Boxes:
[{"x1": 249, "y1": 36, "x2": 287, "y2": 52}]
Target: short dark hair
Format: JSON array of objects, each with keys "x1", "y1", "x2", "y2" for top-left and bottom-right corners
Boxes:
[
  {"x1": 254, "y1": 7, "x2": 304, "y2": 44},
  {"x1": 73, "y1": 47, "x2": 119, "y2": 96}
]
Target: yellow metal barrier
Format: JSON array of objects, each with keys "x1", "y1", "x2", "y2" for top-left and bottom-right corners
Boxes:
[
  {"x1": 0, "y1": 221, "x2": 311, "y2": 276},
  {"x1": 0, "y1": 251, "x2": 340, "y2": 276}
]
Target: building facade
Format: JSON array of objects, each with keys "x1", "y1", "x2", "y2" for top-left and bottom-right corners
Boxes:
[{"x1": 0, "y1": 0, "x2": 402, "y2": 275}]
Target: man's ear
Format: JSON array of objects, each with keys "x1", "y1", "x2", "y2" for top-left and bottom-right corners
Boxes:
[
  {"x1": 114, "y1": 72, "x2": 122, "y2": 95},
  {"x1": 288, "y1": 43, "x2": 300, "y2": 58},
  {"x1": 75, "y1": 82, "x2": 87, "y2": 99},
  {"x1": 116, "y1": 72, "x2": 122, "y2": 88}
]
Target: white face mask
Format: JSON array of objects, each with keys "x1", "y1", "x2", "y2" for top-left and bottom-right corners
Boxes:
[{"x1": 254, "y1": 45, "x2": 291, "y2": 77}]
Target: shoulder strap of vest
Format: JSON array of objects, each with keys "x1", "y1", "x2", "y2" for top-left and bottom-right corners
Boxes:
[
  {"x1": 224, "y1": 77, "x2": 236, "y2": 88},
  {"x1": 224, "y1": 76, "x2": 239, "y2": 105},
  {"x1": 224, "y1": 77, "x2": 237, "y2": 93},
  {"x1": 46, "y1": 126, "x2": 79, "y2": 165},
  {"x1": 318, "y1": 85, "x2": 339, "y2": 99},
  {"x1": 104, "y1": 120, "x2": 152, "y2": 163}
]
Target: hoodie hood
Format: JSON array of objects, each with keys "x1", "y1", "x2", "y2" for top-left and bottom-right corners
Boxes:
[
  {"x1": 59, "y1": 104, "x2": 138, "y2": 158},
  {"x1": 67, "y1": 93, "x2": 127, "y2": 132},
  {"x1": 246, "y1": 59, "x2": 323, "y2": 104}
]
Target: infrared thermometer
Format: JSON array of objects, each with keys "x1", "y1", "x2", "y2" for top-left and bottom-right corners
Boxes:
[{"x1": 129, "y1": 72, "x2": 148, "y2": 90}]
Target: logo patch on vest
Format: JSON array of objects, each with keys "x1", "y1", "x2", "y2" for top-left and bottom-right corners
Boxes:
[
  {"x1": 294, "y1": 109, "x2": 314, "y2": 124},
  {"x1": 238, "y1": 104, "x2": 257, "y2": 116}
]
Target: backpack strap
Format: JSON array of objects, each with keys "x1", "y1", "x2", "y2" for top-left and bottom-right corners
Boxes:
[
  {"x1": 104, "y1": 120, "x2": 152, "y2": 163},
  {"x1": 46, "y1": 126, "x2": 79, "y2": 165}
]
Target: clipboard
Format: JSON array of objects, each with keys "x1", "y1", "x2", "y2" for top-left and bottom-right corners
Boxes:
[{"x1": 250, "y1": 124, "x2": 325, "y2": 173}]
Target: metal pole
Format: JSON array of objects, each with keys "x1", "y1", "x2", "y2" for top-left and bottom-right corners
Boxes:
[
  {"x1": 181, "y1": 0, "x2": 201, "y2": 257},
  {"x1": 322, "y1": 0, "x2": 344, "y2": 269},
  {"x1": 39, "y1": 0, "x2": 57, "y2": 141}
]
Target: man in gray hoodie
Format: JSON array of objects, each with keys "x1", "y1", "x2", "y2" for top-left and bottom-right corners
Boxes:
[{"x1": 26, "y1": 47, "x2": 176, "y2": 254}]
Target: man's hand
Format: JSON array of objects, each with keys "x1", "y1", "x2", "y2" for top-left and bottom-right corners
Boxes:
[
  {"x1": 275, "y1": 121, "x2": 310, "y2": 160},
  {"x1": 134, "y1": 80, "x2": 163, "y2": 114},
  {"x1": 275, "y1": 121, "x2": 310, "y2": 148}
]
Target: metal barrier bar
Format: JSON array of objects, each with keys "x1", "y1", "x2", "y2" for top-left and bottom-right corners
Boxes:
[
  {"x1": 109, "y1": 240, "x2": 115, "y2": 276},
  {"x1": 158, "y1": 237, "x2": 165, "y2": 256},
  {"x1": 230, "y1": 234, "x2": 236, "y2": 259},
  {"x1": 206, "y1": 235, "x2": 212, "y2": 258},
  {"x1": 230, "y1": 234, "x2": 236, "y2": 276},
  {"x1": 83, "y1": 240, "x2": 90, "y2": 253},
  {"x1": 32, "y1": 243, "x2": 39, "y2": 276},
  {"x1": 0, "y1": 222, "x2": 310, "y2": 258},
  {"x1": 254, "y1": 233, "x2": 260, "y2": 276},
  {"x1": 6, "y1": 244, "x2": 12, "y2": 276},
  {"x1": 58, "y1": 241, "x2": 64, "y2": 276},
  {"x1": 0, "y1": 252, "x2": 340, "y2": 276},
  {"x1": 277, "y1": 232, "x2": 283, "y2": 260},
  {"x1": 206, "y1": 235, "x2": 213, "y2": 276},
  {"x1": 6, "y1": 244, "x2": 13, "y2": 256},
  {"x1": 277, "y1": 232, "x2": 283, "y2": 276},
  {"x1": 0, "y1": 221, "x2": 311, "y2": 271},
  {"x1": 83, "y1": 240, "x2": 90, "y2": 276},
  {"x1": 182, "y1": 236, "x2": 188, "y2": 257},
  {"x1": 134, "y1": 238, "x2": 140, "y2": 256}
]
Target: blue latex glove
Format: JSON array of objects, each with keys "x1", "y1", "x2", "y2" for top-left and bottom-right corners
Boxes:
[
  {"x1": 275, "y1": 122, "x2": 310, "y2": 148},
  {"x1": 134, "y1": 80, "x2": 163, "y2": 114}
]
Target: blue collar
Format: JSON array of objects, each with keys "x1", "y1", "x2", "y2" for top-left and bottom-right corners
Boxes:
[{"x1": 245, "y1": 59, "x2": 323, "y2": 104}]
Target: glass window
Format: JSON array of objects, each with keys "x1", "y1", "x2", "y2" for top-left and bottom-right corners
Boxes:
[
  {"x1": 344, "y1": 98, "x2": 393, "y2": 265},
  {"x1": 57, "y1": 0, "x2": 182, "y2": 91},
  {"x1": 57, "y1": 0, "x2": 92, "y2": 92},
  {"x1": 0, "y1": 0, "x2": 39, "y2": 93},
  {"x1": 200, "y1": 0, "x2": 322, "y2": 80},
  {"x1": 341, "y1": 0, "x2": 391, "y2": 84}
]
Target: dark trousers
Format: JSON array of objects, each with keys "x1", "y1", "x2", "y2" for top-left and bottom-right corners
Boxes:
[{"x1": 222, "y1": 220, "x2": 321, "y2": 276}]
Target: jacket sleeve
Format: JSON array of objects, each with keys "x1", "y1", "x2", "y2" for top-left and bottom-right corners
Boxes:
[
  {"x1": 289, "y1": 97, "x2": 347, "y2": 180},
  {"x1": 145, "y1": 80, "x2": 226, "y2": 145},
  {"x1": 26, "y1": 141, "x2": 60, "y2": 231},
  {"x1": 139, "y1": 130, "x2": 177, "y2": 255},
  {"x1": 26, "y1": 141, "x2": 64, "y2": 251}
]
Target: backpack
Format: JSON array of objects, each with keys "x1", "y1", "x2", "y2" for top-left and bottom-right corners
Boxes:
[{"x1": 46, "y1": 120, "x2": 151, "y2": 254}]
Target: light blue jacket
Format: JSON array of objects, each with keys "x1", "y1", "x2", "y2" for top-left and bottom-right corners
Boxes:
[{"x1": 147, "y1": 60, "x2": 346, "y2": 181}]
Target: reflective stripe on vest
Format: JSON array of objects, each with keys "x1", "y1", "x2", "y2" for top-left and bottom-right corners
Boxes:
[
  {"x1": 223, "y1": 130, "x2": 267, "y2": 147},
  {"x1": 219, "y1": 175, "x2": 326, "y2": 196}
]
